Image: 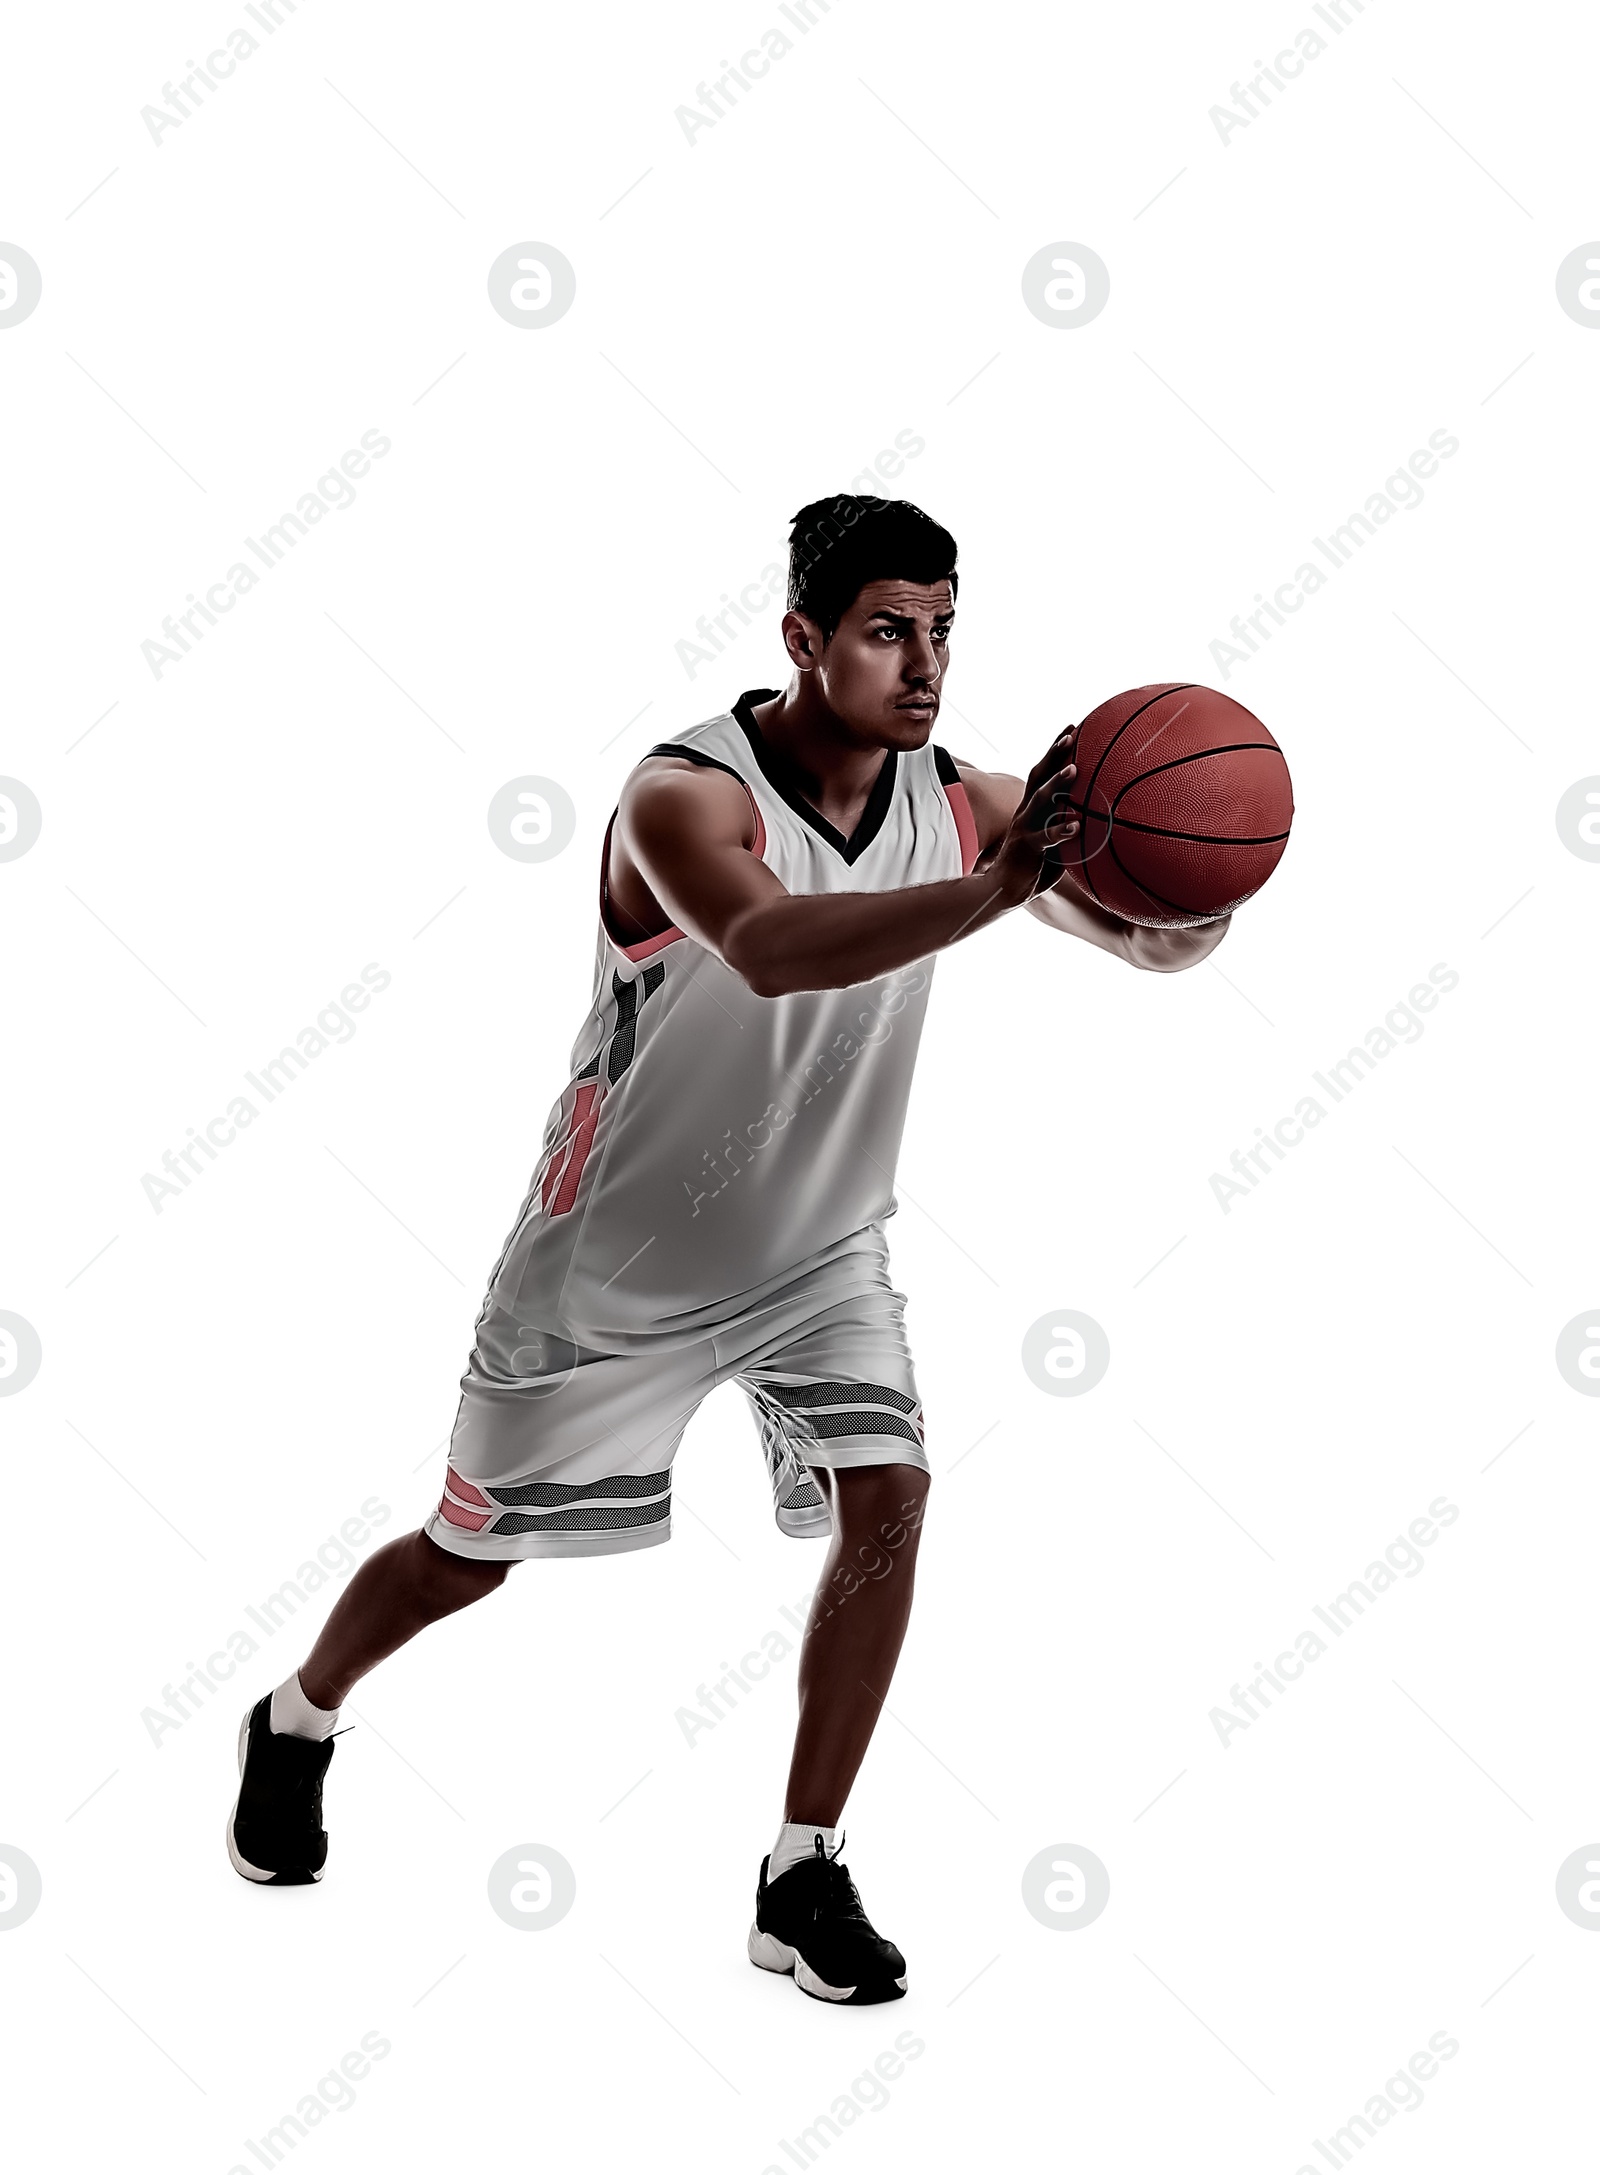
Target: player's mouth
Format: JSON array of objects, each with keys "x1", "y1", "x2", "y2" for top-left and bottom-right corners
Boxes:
[{"x1": 896, "y1": 697, "x2": 938, "y2": 716}]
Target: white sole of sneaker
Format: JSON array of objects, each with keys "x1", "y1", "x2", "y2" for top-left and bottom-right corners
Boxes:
[
  {"x1": 748, "y1": 1923, "x2": 905, "y2": 2003},
  {"x1": 226, "y1": 1814, "x2": 276, "y2": 1883},
  {"x1": 748, "y1": 1923, "x2": 853, "y2": 2000},
  {"x1": 226, "y1": 1709, "x2": 321, "y2": 1885}
]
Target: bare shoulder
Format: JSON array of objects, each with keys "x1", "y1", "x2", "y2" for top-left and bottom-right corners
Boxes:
[
  {"x1": 620, "y1": 752, "x2": 756, "y2": 849},
  {"x1": 609, "y1": 752, "x2": 765, "y2": 942},
  {"x1": 946, "y1": 755, "x2": 1025, "y2": 852}
]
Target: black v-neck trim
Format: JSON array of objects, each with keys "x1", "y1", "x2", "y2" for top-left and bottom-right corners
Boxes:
[{"x1": 731, "y1": 689, "x2": 898, "y2": 866}]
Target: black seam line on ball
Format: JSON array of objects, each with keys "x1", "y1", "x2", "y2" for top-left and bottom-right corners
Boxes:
[
  {"x1": 1074, "y1": 799, "x2": 1104, "y2": 906},
  {"x1": 1110, "y1": 740, "x2": 1287, "y2": 813},
  {"x1": 1075, "y1": 685, "x2": 1196, "y2": 910},
  {"x1": 1067, "y1": 812, "x2": 1292, "y2": 846},
  {"x1": 1106, "y1": 831, "x2": 1170, "y2": 912},
  {"x1": 1110, "y1": 688, "x2": 1206, "y2": 787},
  {"x1": 1080, "y1": 685, "x2": 1197, "y2": 816},
  {"x1": 1104, "y1": 741, "x2": 1289, "y2": 841},
  {"x1": 1078, "y1": 814, "x2": 1104, "y2": 906},
  {"x1": 1107, "y1": 831, "x2": 1221, "y2": 917},
  {"x1": 1068, "y1": 739, "x2": 1284, "y2": 807},
  {"x1": 1113, "y1": 737, "x2": 1285, "y2": 779},
  {"x1": 1104, "y1": 827, "x2": 1267, "y2": 919},
  {"x1": 1065, "y1": 740, "x2": 1290, "y2": 834}
]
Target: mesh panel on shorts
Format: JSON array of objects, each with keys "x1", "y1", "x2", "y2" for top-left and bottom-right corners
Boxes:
[
  {"x1": 487, "y1": 1467, "x2": 672, "y2": 1508},
  {"x1": 767, "y1": 1381, "x2": 918, "y2": 1415},
  {"x1": 793, "y1": 1409, "x2": 923, "y2": 1446},
  {"x1": 491, "y1": 1498, "x2": 672, "y2": 1536}
]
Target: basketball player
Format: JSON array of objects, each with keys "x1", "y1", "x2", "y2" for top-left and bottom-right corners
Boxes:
[{"x1": 228, "y1": 496, "x2": 1230, "y2": 2003}]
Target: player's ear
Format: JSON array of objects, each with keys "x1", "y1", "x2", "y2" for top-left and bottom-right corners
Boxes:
[{"x1": 782, "y1": 609, "x2": 821, "y2": 672}]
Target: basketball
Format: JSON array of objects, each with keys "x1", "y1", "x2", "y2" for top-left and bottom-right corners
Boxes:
[{"x1": 1056, "y1": 683, "x2": 1294, "y2": 927}]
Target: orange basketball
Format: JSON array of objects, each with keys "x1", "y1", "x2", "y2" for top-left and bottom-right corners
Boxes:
[{"x1": 1058, "y1": 683, "x2": 1294, "y2": 927}]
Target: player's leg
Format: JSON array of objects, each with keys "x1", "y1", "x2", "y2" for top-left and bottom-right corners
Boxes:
[
  {"x1": 228, "y1": 1326, "x2": 707, "y2": 1887},
  {"x1": 782, "y1": 1461, "x2": 928, "y2": 1824},
  {"x1": 747, "y1": 1460, "x2": 929, "y2": 2004},
  {"x1": 226, "y1": 1534, "x2": 512, "y2": 1889},
  {"x1": 740, "y1": 1283, "x2": 930, "y2": 2002},
  {"x1": 225, "y1": 1535, "x2": 510, "y2": 1886},
  {"x1": 298, "y1": 1530, "x2": 510, "y2": 1709}
]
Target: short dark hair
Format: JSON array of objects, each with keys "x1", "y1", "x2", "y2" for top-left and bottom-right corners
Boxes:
[{"x1": 786, "y1": 495, "x2": 959, "y2": 639}]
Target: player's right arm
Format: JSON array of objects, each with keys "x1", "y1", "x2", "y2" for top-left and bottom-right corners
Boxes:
[{"x1": 613, "y1": 736, "x2": 1081, "y2": 998}]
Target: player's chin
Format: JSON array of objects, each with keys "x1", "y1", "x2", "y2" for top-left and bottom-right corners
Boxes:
[{"x1": 885, "y1": 702, "x2": 938, "y2": 746}]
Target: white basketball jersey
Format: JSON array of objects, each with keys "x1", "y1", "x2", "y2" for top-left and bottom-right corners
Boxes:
[{"x1": 479, "y1": 690, "x2": 981, "y2": 1353}]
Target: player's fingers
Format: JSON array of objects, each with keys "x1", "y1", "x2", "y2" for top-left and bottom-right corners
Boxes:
[
  {"x1": 1026, "y1": 758, "x2": 1078, "y2": 810},
  {"x1": 1021, "y1": 768, "x2": 1077, "y2": 827},
  {"x1": 1021, "y1": 725, "x2": 1078, "y2": 795}
]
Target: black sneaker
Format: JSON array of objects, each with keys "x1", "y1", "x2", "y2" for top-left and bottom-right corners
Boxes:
[
  {"x1": 226, "y1": 1696, "x2": 336, "y2": 1885},
  {"x1": 748, "y1": 1834, "x2": 907, "y2": 2003}
]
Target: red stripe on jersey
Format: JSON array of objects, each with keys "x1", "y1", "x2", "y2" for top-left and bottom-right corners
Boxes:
[
  {"x1": 446, "y1": 1472, "x2": 491, "y2": 1507},
  {"x1": 545, "y1": 1079, "x2": 601, "y2": 1217},
  {"x1": 943, "y1": 779, "x2": 980, "y2": 874},
  {"x1": 616, "y1": 924, "x2": 684, "y2": 962},
  {"x1": 543, "y1": 762, "x2": 777, "y2": 1219}
]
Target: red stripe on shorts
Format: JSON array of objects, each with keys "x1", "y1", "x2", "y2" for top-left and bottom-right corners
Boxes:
[{"x1": 438, "y1": 1492, "x2": 492, "y2": 1532}]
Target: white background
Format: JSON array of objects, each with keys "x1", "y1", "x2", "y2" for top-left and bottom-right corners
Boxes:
[{"x1": 3, "y1": 0, "x2": 1597, "y2": 2168}]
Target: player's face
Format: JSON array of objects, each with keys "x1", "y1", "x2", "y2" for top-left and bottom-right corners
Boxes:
[{"x1": 802, "y1": 579, "x2": 954, "y2": 749}]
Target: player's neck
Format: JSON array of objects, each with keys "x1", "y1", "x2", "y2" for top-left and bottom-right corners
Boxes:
[{"x1": 749, "y1": 681, "x2": 889, "y2": 831}]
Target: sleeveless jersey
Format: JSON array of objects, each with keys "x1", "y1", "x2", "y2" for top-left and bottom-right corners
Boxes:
[{"x1": 479, "y1": 689, "x2": 981, "y2": 1354}]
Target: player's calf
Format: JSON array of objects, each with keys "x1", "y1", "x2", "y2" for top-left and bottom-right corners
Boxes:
[
  {"x1": 228, "y1": 1531, "x2": 511, "y2": 1887},
  {"x1": 297, "y1": 1529, "x2": 511, "y2": 1711}
]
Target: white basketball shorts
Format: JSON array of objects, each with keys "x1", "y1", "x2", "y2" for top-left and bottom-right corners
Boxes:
[{"x1": 424, "y1": 1245, "x2": 929, "y2": 1563}]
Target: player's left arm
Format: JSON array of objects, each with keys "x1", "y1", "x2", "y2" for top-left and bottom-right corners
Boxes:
[{"x1": 951, "y1": 757, "x2": 1231, "y2": 972}]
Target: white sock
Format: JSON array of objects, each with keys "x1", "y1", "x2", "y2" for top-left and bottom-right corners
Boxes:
[
  {"x1": 269, "y1": 1671, "x2": 341, "y2": 1742},
  {"x1": 768, "y1": 1821, "x2": 840, "y2": 1883}
]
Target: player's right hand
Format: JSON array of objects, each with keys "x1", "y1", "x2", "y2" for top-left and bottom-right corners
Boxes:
[{"x1": 990, "y1": 724, "x2": 1081, "y2": 902}]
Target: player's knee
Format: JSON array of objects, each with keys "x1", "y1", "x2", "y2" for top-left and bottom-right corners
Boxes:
[
  {"x1": 415, "y1": 1529, "x2": 511, "y2": 1600},
  {"x1": 887, "y1": 1464, "x2": 930, "y2": 1518},
  {"x1": 833, "y1": 1461, "x2": 929, "y2": 1540},
  {"x1": 895, "y1": 1466, "x2": 930, "y2": 1540}
]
